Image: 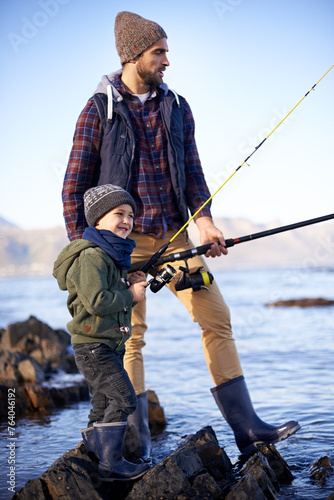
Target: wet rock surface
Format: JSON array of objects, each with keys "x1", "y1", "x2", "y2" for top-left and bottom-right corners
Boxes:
[
  {"x1": 310, "y1": 456, "x2": 334, "y2": 486},
  {"x1": 0, "y1": 316, "x2": 88, "y2": 418},
  {"x1": 13, "y1": 425, "x2": 331, "y2": 500}
]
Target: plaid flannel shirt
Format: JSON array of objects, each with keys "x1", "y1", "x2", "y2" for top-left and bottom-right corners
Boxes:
[{"x1": 62, "y1": 75, "x2": 212, "y2": 240}]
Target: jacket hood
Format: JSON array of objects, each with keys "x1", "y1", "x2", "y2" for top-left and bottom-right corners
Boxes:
[
  {"x1": 93, "y1": 69, "x2": 170, "y2": 100},
  {"x1": 53, "y1": 239, "x2": 97, "y2": 291}
]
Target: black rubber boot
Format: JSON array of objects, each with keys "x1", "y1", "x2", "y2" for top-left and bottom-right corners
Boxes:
[
  {"x1": 94, "y1": 422, "x2": 150, "y2": 482},
  {"x1": 127, "y1": 392, "x2": 152, "y2": 463},
  {"x1": 80, "y1": 426, "x2": 99, "y2": 461},
  {"x1": 211, "y1": 376, "x2": 301, "y2": 454}
]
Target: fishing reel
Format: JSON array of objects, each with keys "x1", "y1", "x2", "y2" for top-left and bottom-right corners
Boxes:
[
  {"x1": 148, "y1": 264, "x2": 177, "y2": 293},
  {"x1": 148, "y1": 260, "x2": 214, "y2": 293},
  {"x1": 175, "y1": 261, "x2": 214, "y2": 292}
]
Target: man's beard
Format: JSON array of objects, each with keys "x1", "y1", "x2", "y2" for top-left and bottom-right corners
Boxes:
[{"x1": 136, "y1": 60, "x2": 164, "y2": 87}]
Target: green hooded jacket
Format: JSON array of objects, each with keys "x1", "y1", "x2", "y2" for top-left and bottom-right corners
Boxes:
[{"x1": 53, "y1": 239, "x2": 134, "y2": 351}]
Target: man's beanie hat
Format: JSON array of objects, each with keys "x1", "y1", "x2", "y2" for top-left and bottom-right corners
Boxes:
[
  {"x1": 84, "y1": 185, "x2": 136, "y2": 227},
  {"x1": 115, "y1": 11, "x2": 167, "y2": 64}
]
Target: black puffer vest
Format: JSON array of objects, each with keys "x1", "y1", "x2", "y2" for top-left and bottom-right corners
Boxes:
[{"x1": 92, "y1": 86, "x2": 189, "y2": 224}]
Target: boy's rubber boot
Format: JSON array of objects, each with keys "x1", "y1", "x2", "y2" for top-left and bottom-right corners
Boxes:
[
  {"x1": 80, "y1": 426, "x2": 99, "y2": 461},
  {"x1": 127, "y1": 392, "x2": 152, "y2": 463},
  {"x1": 81, "y1": 424, "x2": 143, "y2": 465},
  {"x1": 94, "y1": 422, "x2": 150, "y2": 482},
  {"x1": 211, "y1": 375, "x2": 301, "y2": 455}
]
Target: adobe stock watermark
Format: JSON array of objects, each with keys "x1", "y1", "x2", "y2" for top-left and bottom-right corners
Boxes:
[
  {"x1": 282, "y1": 232, "x2": 334, "y2": 288},
  {"x1": 205, "y1": 104, "x2": 295, "y2": 194},
  {"x1": 7, "y1": 388, "x2": 17, "y2": 494},
  {"x1": 7, "y1": 0, "x2": 71, "y2": 54},
  {"x1": 213, "y1": 0, "x2": 244, "y2": 21},
  {"x1": 52, "y1": 161, "x2": 67, "y2": 183}
]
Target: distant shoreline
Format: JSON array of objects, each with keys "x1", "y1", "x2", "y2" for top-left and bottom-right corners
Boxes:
[{"x1": 0, "y1": 218, "x2": 333, "y2": 277}]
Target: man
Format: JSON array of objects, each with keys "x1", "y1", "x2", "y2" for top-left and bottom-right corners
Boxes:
[{"x1": 62, "y1": 11, "x2": 300, "y2": 460}]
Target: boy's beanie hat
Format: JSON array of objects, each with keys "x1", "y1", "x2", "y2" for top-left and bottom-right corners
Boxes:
[
  {"x1": 115, "y1": 11, "x2": 167, "y2": 64},
  {"x1": 84, "y1": 184, "x2": 136, "y2": 227}
]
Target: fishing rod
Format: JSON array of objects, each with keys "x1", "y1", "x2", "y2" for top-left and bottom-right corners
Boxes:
[
  {"x1": 131, "y1": 213, "x2": 334, "y2": 279},
  {"x1": 138, "y1": 65, "x2": 334, "y2": 275}
]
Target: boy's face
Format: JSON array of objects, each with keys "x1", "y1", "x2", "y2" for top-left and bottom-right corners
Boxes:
[{"x1": 95, "y1": 204, "x2": 134, "y2": 239}]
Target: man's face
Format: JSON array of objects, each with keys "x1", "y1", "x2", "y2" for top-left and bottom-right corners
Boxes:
[{"x1": 136, "y1": 38, "x2": 169, "y2": 87}]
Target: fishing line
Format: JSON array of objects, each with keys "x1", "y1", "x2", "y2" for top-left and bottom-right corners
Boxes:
[
  {"x1": 169, "y1": 64, "x2": 334, "y2": 244},
  {"x1": 139, "y1": 64, "x2": 333, "y2": 273}
]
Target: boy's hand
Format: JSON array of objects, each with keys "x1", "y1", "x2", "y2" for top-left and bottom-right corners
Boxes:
[
  {"x1": 129, "y1": 281, "x2": 148, "y2": 302},
  {"x1": 129, "y1": 270, "x2": 146, "y2": 284}
]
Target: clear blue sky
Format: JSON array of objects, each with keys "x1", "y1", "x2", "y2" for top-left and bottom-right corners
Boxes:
[{"x1": 1, "y1": 0, "x2": 333, "y2": 230}]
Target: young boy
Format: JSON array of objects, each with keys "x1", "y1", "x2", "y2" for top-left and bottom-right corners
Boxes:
[{"x1": 53, "y1": 184, "x2": 150, "y2": 482}]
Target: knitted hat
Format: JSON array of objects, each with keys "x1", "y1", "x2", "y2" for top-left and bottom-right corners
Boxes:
[
  {"x1": 115, "y1": 11, "x2": 167, "y2": 64},
  {"x1": 84, "y1": 185, "x2": 136, "y2": 227}
]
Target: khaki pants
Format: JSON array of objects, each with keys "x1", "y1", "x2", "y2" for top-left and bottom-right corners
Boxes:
[{"x1": 125, "y1": 229, "x2": 243, "y2": 394}]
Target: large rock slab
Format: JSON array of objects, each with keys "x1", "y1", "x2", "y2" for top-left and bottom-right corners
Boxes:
[{"x1": 126, "y1": 426, "x2": 232, "y2": 499}]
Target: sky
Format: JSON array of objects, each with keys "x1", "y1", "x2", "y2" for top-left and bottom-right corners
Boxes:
[{"x1": 1, "y1": 0, "x2": 333, "y2": 231}]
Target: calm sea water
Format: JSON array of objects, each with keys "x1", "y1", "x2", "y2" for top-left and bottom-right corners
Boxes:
[{"x1": 0, "y1": 266, "x2": 333, "y2": 499}]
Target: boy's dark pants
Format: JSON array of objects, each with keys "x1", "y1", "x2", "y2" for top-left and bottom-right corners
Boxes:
[{"x1": 73, "y1": 342, "x2": 137, "y2": 425}]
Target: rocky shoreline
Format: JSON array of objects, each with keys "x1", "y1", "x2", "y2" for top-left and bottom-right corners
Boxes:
[
  {"x1": 1, "y1": 317, "x2": 334, "y2": 499},
  {"x1": 0, "y1": 316, "x2": 167, "y2": 425},
  {"x1": 10, "y1": 425, "x2": 334, "y2": 500},
  {"x1": 9, "y1": 427, "x2": 293, "y2": 499},
  {"x1": 0, "y1": 316, "x2": 89, "y2": 418}
]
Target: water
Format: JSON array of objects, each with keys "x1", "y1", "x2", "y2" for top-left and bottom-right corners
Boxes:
[{"x1": 0, "y1": 267, "x2": 333, "y2": 499}]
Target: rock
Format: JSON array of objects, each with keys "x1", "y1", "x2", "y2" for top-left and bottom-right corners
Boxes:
[
  {"x1": 238, "y1": 452, "x2": 279, "y2": 498},
  {"x1": 0, "y1": 379, "x2": 35, "y2": 414},
  {"x1": 225, "y1": 474, "x2": 267, "y2": 499},
  {"x1": 41, "y1": 446, "x2": 103, "y2": 499},
  {"x1": 225, "y1": 444, "x2": 295, "y2": 500},
  {"x1": 24, "y1": 385, "x2": 55, "y2": 412},
  {"x1": 257, "y1": 444, "x2": 295, "y2": 484},
  {"x1": 266, "y1": 297, "x2": 334, "y2": 307},
  {"x1": 17, "y1": 358, "x2": 45, "y2": 383},
  {"x1": 0, "y1": 317, "x2": 90, "y2": 420},
  {"x1": 13, "y1": 425, "x2": 296, "y2": 500},
  {"x1": 178, "y1": 471, "x2": 223, "y2": 499},
  {"x1": 126, "y1": 427, "x2": 232, "y2": 499},
  {"x1": 180, "y1": 425, "x2": 232, "y2": 482},
  {"x1": 1, "y1": 316, "x2": 71, "y2": 371},
  {"x1": 49, "y1": 384, "x2": 90, "y2": 407},
  {"x1": 127, "y1": 456, "x2": 192, "y2": 500},
  {"x1": 0, "y1": 351, "x2": 27, "y2": 382},
  {"x1": 310, "y1": 455, "x2": 334, "y2": 485},
  {"x1": 147, "y1": 389, "x2": 167, "y2": 433},
  {"x1": 12, "y1": 444, "x2": 105, "y2": 500}
]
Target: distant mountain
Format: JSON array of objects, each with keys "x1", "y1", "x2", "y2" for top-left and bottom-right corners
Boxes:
[
  {"x1": 0, "y1": 217, "x2": 333, "y2": 277},
  {"x1": 0, "y1": 216, "x2": 18, "y2": 228},
  {"x1": 0, "y1": 225, "x2": 68, "y2": 277},
  {"x1": 187, "y1": 217, "x2": 334, "y2": 270}
]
